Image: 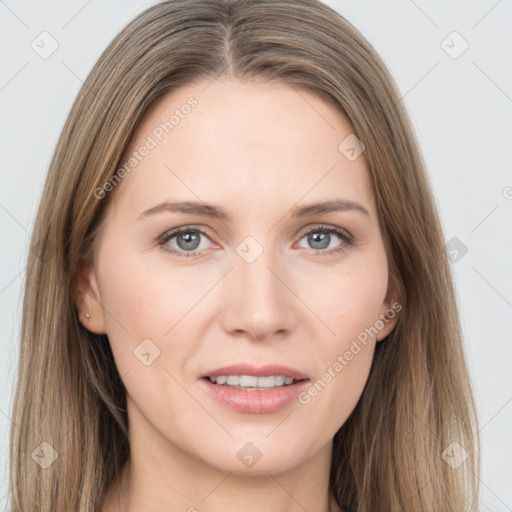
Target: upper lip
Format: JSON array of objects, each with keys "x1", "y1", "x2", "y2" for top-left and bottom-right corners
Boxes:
[{"x1": 201, "y1": 363, "x2": 309, "y2": 380}]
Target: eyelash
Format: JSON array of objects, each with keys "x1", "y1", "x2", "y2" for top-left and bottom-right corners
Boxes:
[{"x1": 158, "y1": 224, "x2": 353, "y2": 259}]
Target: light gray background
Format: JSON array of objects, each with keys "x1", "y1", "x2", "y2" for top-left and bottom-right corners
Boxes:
[{"x1": 1, "y1": 1, "x2": 511, "y2": 510}]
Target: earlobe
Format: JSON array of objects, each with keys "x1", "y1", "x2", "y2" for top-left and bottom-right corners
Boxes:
[
  {"x1": 74, "y1": 267, "x2": 107, "y2": 334},
  {"x1": 84, "y1": 292, "x2": 91, "y2": 319},
  {"x1": 376, "y1": 302, "x2": 400, "y2": 342}
]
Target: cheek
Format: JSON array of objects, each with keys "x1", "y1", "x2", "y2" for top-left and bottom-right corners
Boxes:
[
  {"x1": 299, "y1": 245, "x2": 389, "y2": 343},
  {"x1": 295, "y1": 310, "x2": 378, "y2": 444},
  {"x1": 95, "y1": 249, "x2": 209, "y2": 427},
  {"x1": 94, "y1": 237, "x2": 208, "y2": 382},
  {"x1": 98, "y1": 242, "x2": 213, "y2": 336},
  {"x1": 294, "y1": 250, "x2": 389, "y2": 429}
]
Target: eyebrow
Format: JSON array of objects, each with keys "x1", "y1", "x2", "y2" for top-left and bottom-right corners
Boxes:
[{"x1": 138, "y1": 199, "x2": 370, "y2": 221}]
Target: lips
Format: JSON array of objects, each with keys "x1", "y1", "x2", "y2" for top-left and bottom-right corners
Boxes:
[
  {"x1": 198, "y1": 363, "x2": 310, "y2": 414},
  {"x1": 200, "y1": 363, "x2": 309, "y2": 381}
]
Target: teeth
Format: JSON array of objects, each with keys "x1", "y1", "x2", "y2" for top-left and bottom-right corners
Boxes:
[
  {"x1": 240, "y1": 375, "x2": 258, "y2": 387},
  {"x1": 208, "y1": 375, "x2": 298, "y2": 388},
  {"x1": 227, "y1": 375, "x2": 239, "y2": 385}
]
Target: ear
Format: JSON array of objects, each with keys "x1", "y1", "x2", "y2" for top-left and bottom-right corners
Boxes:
[
  {"x1": 74, "y1": 265, "x2": 107, "y2": 334},
  {"x1": 376, "y1": 273, "x2": 402, "y2": 342}
]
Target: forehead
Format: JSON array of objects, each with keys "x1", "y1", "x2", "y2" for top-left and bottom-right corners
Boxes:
[
  {"x1": 113, "y1": 78, "x2": 375, "y2": 219},
  {"x1": 128, "y1": 78, "x2": 353, "y2": 160}
]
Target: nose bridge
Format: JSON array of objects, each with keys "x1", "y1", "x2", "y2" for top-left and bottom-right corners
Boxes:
[
  {"x1": 220, "y1": 236, "x2": 297, "y2": 339},
  {"x1": 238, "y1": 246, "x2": 281, "y2": 301}
]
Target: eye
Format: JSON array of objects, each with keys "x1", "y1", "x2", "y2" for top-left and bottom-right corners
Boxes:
[
  {"x1": 295, "y1": 224, "x2": 352, "y2": 256},
  {"x1": 158, "y1": 226, "x2": 214, "y2": 258}
]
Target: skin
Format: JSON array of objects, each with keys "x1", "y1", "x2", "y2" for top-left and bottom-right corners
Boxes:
[{"x1": 76, "y1": 78, "x2": 399, "y2": 512}]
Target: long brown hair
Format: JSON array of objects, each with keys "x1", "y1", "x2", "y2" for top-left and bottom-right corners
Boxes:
[{"x1": 9, "y1": 1, "x2": 480, "y2": 510}]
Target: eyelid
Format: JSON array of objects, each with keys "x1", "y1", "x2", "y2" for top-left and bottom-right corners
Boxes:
[
  {"x1": 294, "y1": 223, "x2": 353, "y2": 243},
  {"x1": 157, "y1": 225, "x2": 217, "y2": 251}
]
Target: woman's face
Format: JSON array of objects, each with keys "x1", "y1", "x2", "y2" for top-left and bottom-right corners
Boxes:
[{"x1": 81, "y1": 78, "x2": 398, "y2": 477}]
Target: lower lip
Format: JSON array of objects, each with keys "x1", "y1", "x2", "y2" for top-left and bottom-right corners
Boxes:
[{"x1": 199, "y1": 378, "x2": 309, "y2": 414}]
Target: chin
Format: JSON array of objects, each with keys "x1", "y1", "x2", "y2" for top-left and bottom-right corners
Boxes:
[{"x1": 192, "y1": 435, "x2": 317, "y2": 476}]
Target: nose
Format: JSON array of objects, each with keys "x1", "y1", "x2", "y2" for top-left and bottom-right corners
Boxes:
[{"x1": 219, "y1": 247, "x2": 299, "y2": 342}]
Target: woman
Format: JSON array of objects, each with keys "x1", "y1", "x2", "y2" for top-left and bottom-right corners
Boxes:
[{"x1": 8, "y1": 0, "x2": 480, "y2": 511}]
